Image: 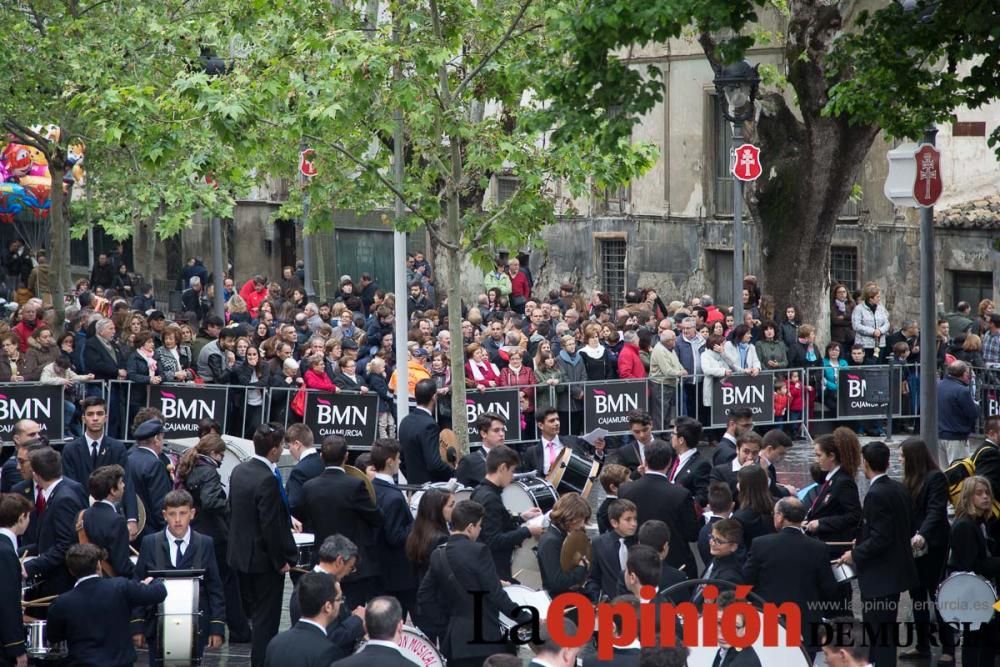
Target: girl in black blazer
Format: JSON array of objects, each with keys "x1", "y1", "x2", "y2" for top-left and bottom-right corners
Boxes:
[
  {"x1": 804, "y1": 428, "x2": 862, "y2": 615},
  {"x1": 948, "y1": 476, "x2": 1000, "y2": 667},
  {"x1": 405, "y1": 489, "x2": 452, "y2": 643},
  {"x1": 537, "y1": 493, "x2": 591, "y2": 598},
  {"x1": 900, "y1": 437, "x2": 954, "y2": 660},
  {"x1": 733, "y1": 464, "x2": 776, "y2": 548}
]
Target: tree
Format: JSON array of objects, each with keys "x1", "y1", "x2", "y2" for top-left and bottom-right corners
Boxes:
[
  {"x1": 176, "y1": 0, "x2": 654, "y2": 451},
  {"x1": 0, "y1": 0, "x2": 243, "y2": 323},
  {"x1": 534, "y1": 0, "x2": 1000, "y2": 327}
]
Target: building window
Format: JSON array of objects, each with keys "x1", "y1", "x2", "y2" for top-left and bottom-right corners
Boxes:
[
  {"x1": 952, "y1": 271, "x2": 993, "y2": 310},
  {"x1": 712, "y1": 96, "x2": 735, "y2": 217},
  {"x1": 598, "y1": 237, "x2": 627, "y2": 309},
  {"x1": 496, "y1": 176, "x2": 520, "y2": 204},
  {"x1": 706, "y1": 249, "x2": 734, "y2": 307},
  {"x1": 830, "y1": 246, "x2": 859, "y2": 294}
]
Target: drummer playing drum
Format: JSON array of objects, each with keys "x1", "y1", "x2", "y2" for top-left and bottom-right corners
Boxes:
[{"x1": 0, "y1": 493, "x2": 31, "y2": 667}]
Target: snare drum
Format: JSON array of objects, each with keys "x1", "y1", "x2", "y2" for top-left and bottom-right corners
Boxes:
[
  {"x1": 25, "y1": 620, "x2": 67, "y2": 660},
  {"x1": 502, "y1": 478, "x2": 558, "y2": 516},
  {"x1": 159, "y1": 577, "x2": 200, "y2": 666},
  {"x1": 549, "y1": 450, "x2": 600, "y2": 498},
  {"x1": 294, "y1": 532, "x2": 316, "y2": 568},
  {"x1": 355, "y1": 624, "x2": 444, "y2": 666},
  {"x1": 499, "y1": 585, "x2": 551, "y2": 628},
  {"x1": 936, "y1": 571, "x2": 998, "y2": 631},
  {"x1": 409, "y1": 482, "x2": 472, "y2": 517}
]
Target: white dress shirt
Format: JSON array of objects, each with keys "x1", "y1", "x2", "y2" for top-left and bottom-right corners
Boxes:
[
  {"x1": 167, "y1": 528, "x2": 192, "y2": 567},
  {"x1": 540, "y1": 437, "x2": 564, "y2": 474}
]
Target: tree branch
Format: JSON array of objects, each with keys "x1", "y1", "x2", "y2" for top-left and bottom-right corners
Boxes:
[
  {"x1": 453, "y1": 0, "x2": 533, "y2": 100},
  {"x1": 1, "y1": 119, "x2": 54, "y2": 157},
  {"x1": 77, "y1": 0, "x2": 115, "y2": 16}
]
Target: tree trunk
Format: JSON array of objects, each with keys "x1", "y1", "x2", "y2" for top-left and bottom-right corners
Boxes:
[
  {"x1": 445, "y1": 131, "x2": 471, "y2": 455},
  {"x1": 48, "y1": 154, "x2": 68, "y2": 329}
]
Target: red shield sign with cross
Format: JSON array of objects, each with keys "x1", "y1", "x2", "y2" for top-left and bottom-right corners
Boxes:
[
  {"x1": 732, "y1": 143, "x2": 762, "y2": 182},
  {"x1": 299, "y1": 148, "x2": 318, "y2": 178},
  {"x1": 913, "y1": 144, "x2": 941, "y2": 207}
]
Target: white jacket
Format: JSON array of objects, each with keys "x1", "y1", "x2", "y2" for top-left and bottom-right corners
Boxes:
[
  {"x1": 851, "y1": 302, "x2": 890, "y2": 350},
  {"x1": 723, "y1": 341, "x2": 761, "y2": 373},
  {"x1": 700, "y1": 349, "x2": 739, "y2": 407}
]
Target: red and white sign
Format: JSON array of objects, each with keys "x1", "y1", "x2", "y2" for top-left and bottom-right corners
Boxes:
[
  {"x1": 913, "y1": 144, "x2": 941, "y2": 207},
  {"x1": 299, "y1": 148, "x2": 318, "y2": 178},
  {"x1": 732, "y1": 143, "x2": 762, "y2": 182}
]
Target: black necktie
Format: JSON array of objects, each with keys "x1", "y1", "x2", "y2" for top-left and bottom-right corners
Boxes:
[
  {"x1": 174, "y1": 539, "x2": 185, "y2": 566},
  {"x1": 91, "y1": 441, "x2": 100, "y2": 468}
]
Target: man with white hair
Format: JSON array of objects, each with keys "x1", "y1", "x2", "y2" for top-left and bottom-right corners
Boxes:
[
  {"x1": 650, "y1": 328, "x2": 686, "y2": 429},
  {"x1": 303, "y1": 303, "x2": 323, "y2": 332},
  {"x1": 435, "y1": 329, "x2": 451, "y2": 354},
  {"x1": 675, "y1": 317, "x2": 705, "y2": 418},
  {"x1": 181, "y1": 275, "x2": 208, "y2": 325}
]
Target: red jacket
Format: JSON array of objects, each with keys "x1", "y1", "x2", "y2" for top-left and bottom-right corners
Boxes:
[
  {"x1": 617, "y1": 342, "x2": 646, "y2": 379},
  {"x1": 12, "y1": 319, "x2": 38, "y2": 353},
  {"x1": 510, "y1": 270, "x2": 531, "y2": 300},
  {"x1": 499, "y1": 365, "x2": 538, "y2": 410},
  {"x1": 238, "y1": 279, "x2": 268, "y2": 317},
  {"x1": 774, "y1": 392, "x2": 789, "y2": 418},
  {"x1": 304, "y1": 368, "x2": 337, "y2": 392}
]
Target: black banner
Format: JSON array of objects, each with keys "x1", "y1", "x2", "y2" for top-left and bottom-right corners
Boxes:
[
  {"x1": 464, "y1": 390, "x2": 521, "y2": 443},
  {"x1": 838, "y1": 367, "x2": 901, "y2": 417},
  {"x1": 0, "y1": 384, "x2": 64, "y2": 440},
  {"x1": 584, "y1": 382, "x2": 648, "y2": 433},
  {"x1": 149, "y1": 385, "x2": 229, "y2": 438},
  {"x1": 304, "y1": 391, "x2": 379, "y2": 448},
  {"x1": 711, "y1": 375, "x2": 774, "y2": 426}
]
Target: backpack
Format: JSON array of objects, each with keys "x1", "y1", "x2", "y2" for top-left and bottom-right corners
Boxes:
[{"x1": 944, "y1": 444, "x2": 1000, "y2": 518}]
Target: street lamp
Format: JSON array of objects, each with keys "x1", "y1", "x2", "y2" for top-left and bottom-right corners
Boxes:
[
  {"x1": 202, "y1": 48, "x2": 229, "y2": 320},
  {"x1": 713, "y1": 60, "x2": 760, "y2": 323}
]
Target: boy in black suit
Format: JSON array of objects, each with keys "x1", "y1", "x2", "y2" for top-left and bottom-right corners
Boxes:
[
  {"x1": 284, "y1": 423, "x2": 323, "y2": 510},
  {"x1": 132, "y1": 489, "x2": 226, "y2": 665},
  {"x1": 596, "y1": 464, "x2": 630, "y2": 534},
  {"x1": 470, "y1": 444, "x2": 543, "y2": 581},
  {"x1": 837, "y1": 441, "x2": 918, "y2": 667},
  {"x1": 708, "y1": 591, "x2": 762, "y2": 666},
  {"x1": 330, "y1": 596, "x2": 416, "y2": 666},
  {"x1": 263, "y1": 572, "x2": 341, "y2": 667},
  {"x1": 370, "y1": 438, "x2": 417, "y2": 616},
  {"x1": 635, "y1": 520, "x2": 687, "y2": 601},
  {"x1": 47, "y1": 543, "x2": 167, "y2": 667},
  {"x1": 698, "y1": 482, "x2": 734, "y2": 566},
  {"x1": 585, "y1": 499, "x2": 637, "y2": 602},
  {"x1": 697, "y1": 518, "x2": 745, "y2": 600},
  {"x1": 520, "y1": 408, "x2": 606, "y2": 476},
  {"x1": 455, "y1": 412, "x2": 507, "y2": 488},
  {"x1": 0, "y1": 493, "x2": 31, "y2": 667},
  {"x1": 708, "y1": 431, "x2": 763, "y2": 506},
  {"x1": 667, "y1": 416, "x2": 711, "y2": 507},
  {"x1": 397, "y1": 379, "x2": 452, "y2": 484},
  {"x1": 80, "y1": 464, "x2": 134, "y2": 577}
]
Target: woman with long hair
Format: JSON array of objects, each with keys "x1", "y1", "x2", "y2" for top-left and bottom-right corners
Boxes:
[
  {"x1": 899, "y1": 437, "x2": 954, "y2": 661},
  {"x1": 405, "y1": 489, "x2": 455, "y2": 643},
  {"x1": 733, "y1": 464, "x2": 776, "y2": 547},
  {"x1": 830, "y1": 283, "x2": 855, "y2": 347},
  {"x1": 804, "y1": 427, "x2": 862, "y2": 614},
  {"x1": 537, "y1": 492, "x2": 591, "y2": 598},
  {"x1": 948, "y1": 476, "x2": 1000, "y2": 666}
]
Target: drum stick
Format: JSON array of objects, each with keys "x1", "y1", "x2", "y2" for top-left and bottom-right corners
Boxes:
[
  {"x1": 22, "y1": 595, "x2": 58, "y2": 607},
  {"x1": 823, "y1": 541, "x2": 854, "y2": 547},
  {"x1": 513, "y1": 570, "x2": 523, "y2": 580},
  {"x1": 130, "y1": 546, "x2": 140, "y2": 556},
  {"x1": 290, "y1": 567, "x2": 311, "y2": 575}
]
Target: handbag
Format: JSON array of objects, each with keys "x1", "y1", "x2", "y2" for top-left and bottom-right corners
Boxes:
[{"x1": 291, "y1": 386, "x2": 307, "y2": 417}]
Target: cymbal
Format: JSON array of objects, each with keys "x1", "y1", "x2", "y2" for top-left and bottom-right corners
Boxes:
[
  {"x1": 344, "y1": 465, "x2": 376, "y2": 503},
  {"x1": 439, "y1": 429, "x2": 459, "y2": 468},
  {"x1": 560, "y1": 529, "x2": 591, "y2": 572}
]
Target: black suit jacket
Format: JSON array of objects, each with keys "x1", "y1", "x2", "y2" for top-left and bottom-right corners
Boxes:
[
  {"x1": 11, "y1": 479, "x2": 38, "y2": 550},
  {"x1": 710, "y1": 460, "x2": 740, "y2": 505},
  {"x1": 852, "y1": 476, "x2": 919, "y2": 599},
  {"x1": 126, "y1": 446, "x2": 172, "y2": 536},
  {"x1": 596, "y1": 496, "x2": 615, "y2": 534},
  {"x1": 709, "y1": 646, "x2": 762, "y2": 666},
  {"x1": 762, "y1": 459, "x2": 792, "y2": 499},
  {"x1": 455, "y1": 448, "x2": 488, "y2": 488},
  {"x1": 733, "y1": 508, "x2": 776, "y2": 548},
  {"x1": 744, "y1": 526, "x2": 838, "y2": 638},
  {"x1": 264, "y1": 621, "x2": 341, "y2": 667},
  {"x1": 64, "y1": 435, "x2": 138, "y2": 522},
  {"x1": 131, "y1": 530, "x2": 226, "y2": 638},
  {"x1": 398, "y1": 408, "x2": 451, "y2": 484},
  {"x1": 584, "y1": 530, "x2": 631, "y2": 602},
  {"x1": 227, "y1": 458, "x2": 298, "y2": 574},
  {"x1": 24, "y1": 477, "x2": 87, "y2": 596},
  {"x1": 537, "y1": 525, "x2": 588, "y2": 597},
  {"x1": 82, "y1": 502, "x2": 134, "y2": 578},
  {"x1": 0, "y1": 457, "x2": 20, "y2": 493},
  {"x1": 286, "y1": 450, "x2": 325, "y2": 510},
  {"x1": 611, "y1": 437, "x2": 645, "y2": 479},
  {"x1": 288, "y1": 572, "x2": 364, "y2": 655},
  {"x1": 804, "y1": 467, "x2": 862, "y2": 557},
  {"x1": 416, "y1": 535, "x2": 525, "y2": 661},
  {"x1": 373, "y1": 477, "x2": 416, "y2": 592},
  {"x1": 332, "y1": 643, "x2": 417, "y2": 667},
  {"x1": 620, "y1": 473, "x2": 700, "y2": 575},
  {"x1": 672, "y1": 450, "x2": 711, "y2": 507},
  {"x1": 948, "y1": 515, "x2": 1000, "y2": 578},
  {"x1": 0, "y1": 537, "x2": 25, "y2": 663},
  {"x1": 470, "y1": 479, "x2": 530, "y2": 581},
  {"x1": 912, "y1": 470, "x2": 950, "y2": 549},
  {"x1": 293, "y1": 468, "x2": 383, "y2": 581},
  {"x1": 971, "y1": 440, "x2": 1000, "y2": 506},
  {"x1": 582, "y1": 647, "x2": 641, "y2": 667},
  {"x1": 46, "y1": 576, "x2": 167, "y2": 667},
  {"x1": 712, "y1": 435, "x2": 738, "y2": 466},
  {"x1": 83, "y1": 335, "x2": 126, "y2": 380},
  {"x1": 519, "y1": 435, "x2": 604, "y2": 476},
  {"x1": 701, "y1": 553, "x2": 745, "y2": 591}
]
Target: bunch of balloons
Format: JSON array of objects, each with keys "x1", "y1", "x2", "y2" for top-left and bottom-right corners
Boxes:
[{"x1": 0, "y1": 125, "x2": 85, "y2": 224}]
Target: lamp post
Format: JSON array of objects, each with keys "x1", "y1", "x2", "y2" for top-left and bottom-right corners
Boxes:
[{"x1": 713, "y1": 60, "x2": 760, "y2": 324}]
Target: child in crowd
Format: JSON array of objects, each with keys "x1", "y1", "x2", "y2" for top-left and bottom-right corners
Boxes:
[
  {"x1": 596, "y1": 464, "x2": 631, "y2": 534},
  {"x1": 365, "y1": 357, "x2": 396, "y2": 438},
  {"x1": 773, "y1": 378, "x2": 789, "y2": 423}
]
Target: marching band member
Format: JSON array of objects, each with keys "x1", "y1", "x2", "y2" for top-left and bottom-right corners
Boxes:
[
  {"x1": 63, "y1": 397, "x2": 139, "y2": 540},
  {"x1": 596, "y1": 464, "x2": 631, "y2": 534},
  {"x1": 284, "y1": 424, "x2": 323, "y2": 510},
  {"x1": 456, "y1": 412, "x2": 507, "y2": 488},
  {"x1": 416, "y1": 500, "x2": 529, "y2": 667},
  {"x1": 228, "y1": 423, "x2": 298, "y2": 667},
  {"x1": 263, "y1": 572, "x2": 342, "y2": 667},
  {"x1": 520, "y1": 408, "x2": 605, "y2": 476},
  {"x1": 636, "y1": 520, "x2": 688, "y2": 601},
  {"x1": 80, "y1": 465, "x2": 134, "y2": 578},
  {"x1": 537, "y1": 492, "x2": 591, "y2": 597},
  {"x1": 370, "y1": 438, "x2": 417, "y2": 617},
  {"x1": 329, "y1": 597, "x2": 416, "y2": 667},
  {"x1": 947, "y1": 476, "x2": 1000, "y2": 667},
  {"x1": 126, "y1": 419, "x2": 173, "y2": 539},
  {"x1": 0, "y1": 493, "x2": 31, "y2": 667},
  {"x1": 23, "y1": 446, "x2": 88, "y2": 603},
  {"x1": 614, "y1": 410, "x2": 655, "y2": 479},
  {"x1": 621, "y1": 545, "x2": 681, "y2": 644},
  {"x1": 406, "y1": 489, "x2": 454, "y2": 643},
  {"x1": 0, "y1": 420, "x2": 41, "y2": 493},
  {"x1": 131, "y1": 489, "x2": 226, "y2": 666},
  {"x1": 584, "y1": 499, "x2": 637, "y2": 602},
  {"x1": 292, "y1": 435, "x2": 384, "y2": 609},
  {"x1": 470, "y1": 445, "x2": 543, "y2": 581},
  {"x1": 398, "y1": 379, "x2": 452, "y2": 484},
  {"x1": 47, "y1": 543, "x2": 167, "y2": 667},
  {"x1": 667, "y1": 416, "x2": 711, "y2": 508},
  {"x1": 709, "y1": 431, "x2": 762, "y2": 506},
  {"x1": 9, "y1": 440, "x2": 42, "y2": 551},
  {"x1": 620, "y1": 438, "x2": 700, "y2": 577}
]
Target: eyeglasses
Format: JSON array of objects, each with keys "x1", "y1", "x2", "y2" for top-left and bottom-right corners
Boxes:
[
  {"x1": 333, "y1": 596, "x2": 345, "y2": 603},
  {"x1": 709, "y1": 535, "x2": 734, "y2": 545}
]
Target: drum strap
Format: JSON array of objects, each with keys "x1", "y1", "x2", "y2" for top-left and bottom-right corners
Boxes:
[
  {"x1": 434, "y1": 545, "x2": 468, "y2": 606},
  {"x1": 153, "y1": 533, "x2": 207, "y2": 570}
]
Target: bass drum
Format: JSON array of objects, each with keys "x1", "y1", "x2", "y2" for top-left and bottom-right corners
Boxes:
[
  {"x1": 409, "y1": 482, "x2": 472, "y2": 518},
  {"x1": 355, "y1": 624, "x2": 444, "y2": 666},
  {"x1": 159, "y1": 577, "x2": 200, "y2": 667},
  {"x1": 165, "y1": 436, "x2": 253, "y2": 493}
]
